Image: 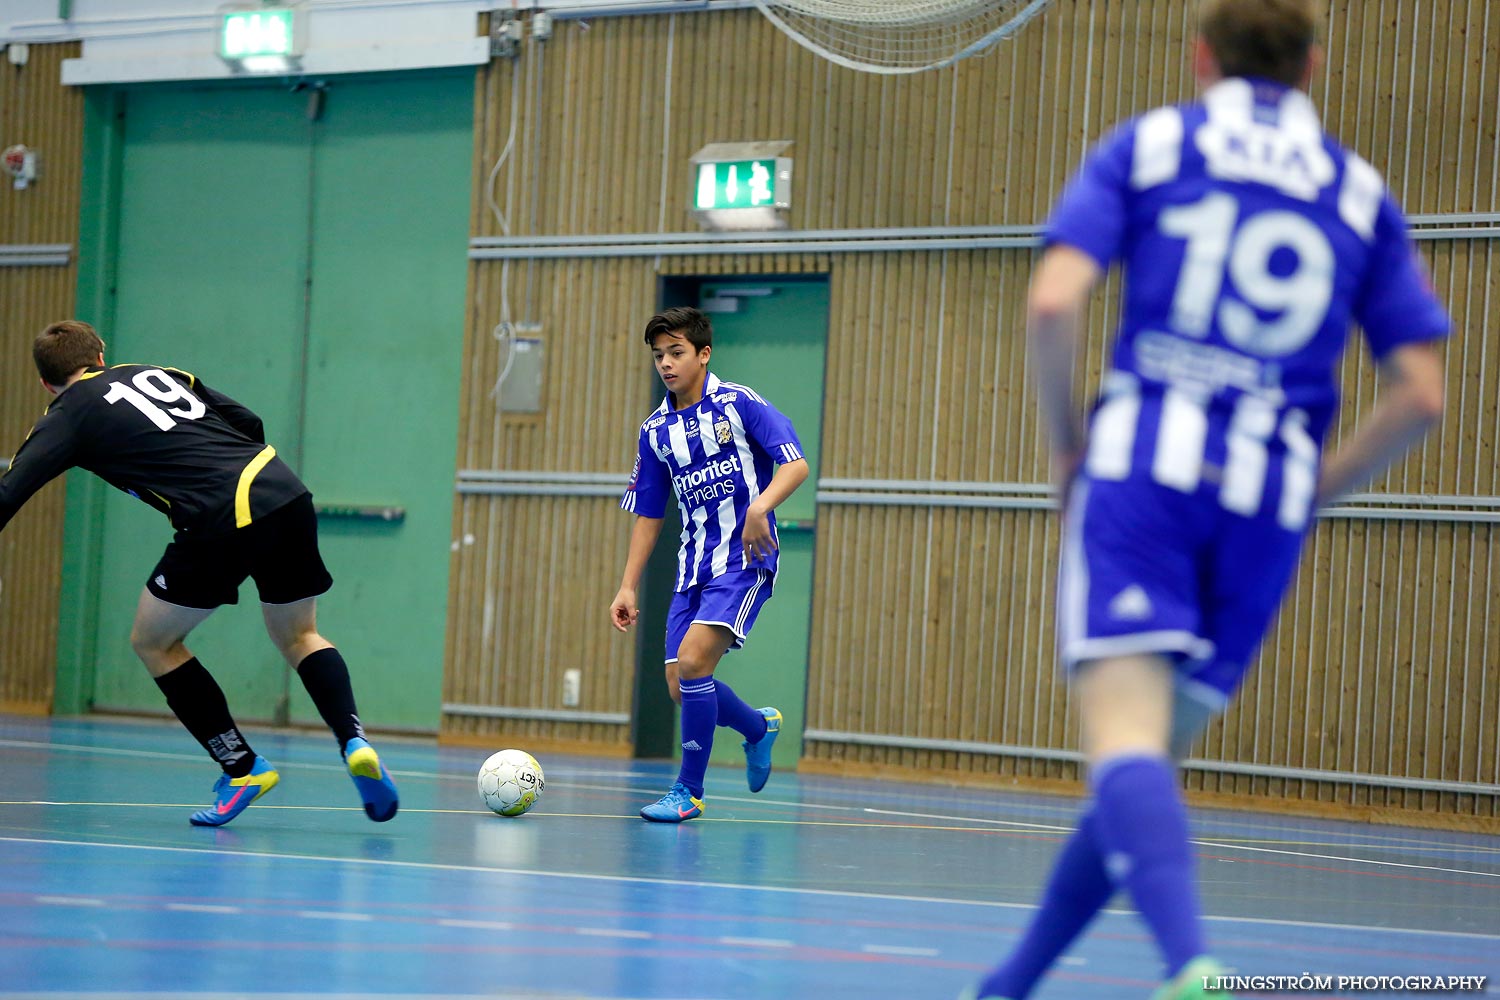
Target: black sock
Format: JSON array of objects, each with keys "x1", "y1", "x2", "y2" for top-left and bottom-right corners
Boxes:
[
  {"x1": 296, "y1": 647, "x2": 365, "y2": 750},
  {"x1": 154, "y1": 658, "x2": 256, "y2": 778}
]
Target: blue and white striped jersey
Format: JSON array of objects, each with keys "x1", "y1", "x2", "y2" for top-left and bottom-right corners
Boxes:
[
  {"x1": 1049, "y1": 77, "x2": 1450, "y2": 530},
  {"x1": 620, "y1": 372, "x2": 804, "y2": 591}
]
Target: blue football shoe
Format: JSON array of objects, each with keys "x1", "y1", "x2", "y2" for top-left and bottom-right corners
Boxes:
[
  {"x1": 344, "y1": 737, "x2": 399, "y2": 822},
  {"x1": 742, "y1": 707, "x2": 781, "y2": 793},
  {"x1": 188, "y1": 755, "x2": 279, "y2": 827},
  {"x1": 640, "y1": 781, "x2": 704, "y2": 823}
]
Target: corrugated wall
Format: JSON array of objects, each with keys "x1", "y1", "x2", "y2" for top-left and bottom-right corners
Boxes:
[
  {"x1": 0, "y1": 42, "x2": 82, "y2": 713},
  {"x1": 447, "y1": 2, "x2": 1499, "y2": 818}
]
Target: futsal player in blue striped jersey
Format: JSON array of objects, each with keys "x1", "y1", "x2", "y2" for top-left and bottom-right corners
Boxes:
[
  {"x1": 611, "y1": 307, "x2": 809, "y2": 822},
  {"x1": 963, "y1": 1, "x2": 1449, "y2": 997}
]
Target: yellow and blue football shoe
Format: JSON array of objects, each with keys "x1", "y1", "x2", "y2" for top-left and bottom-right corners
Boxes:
[
  {"x1": 188, "y1": 755, "x2": 279, "y2": 827},
  {"x1": 742, "y1": 706, "x2": 782, "y2": 793},
  {"x1": 344, "y1": 737, "x2": 399, "y2": 822}
]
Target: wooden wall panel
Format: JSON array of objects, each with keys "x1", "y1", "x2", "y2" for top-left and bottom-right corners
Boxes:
[
  {"x1": 469, "y1": 1, "x2": 1496, "y2": 245},
  {"x1": 448, "y1": 2, "x2": 1498, "y2": 817},
  {"x1": 0, "y1": 42, "x2": 83, "y2": 713}
]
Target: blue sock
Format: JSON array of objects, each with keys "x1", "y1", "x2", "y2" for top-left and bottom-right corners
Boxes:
[
  {"x1": 1091, "y1": 754, "x2": 1205, "y2": 976},
  {"x1": 977, "y1": 810, "x2": 1113, "y2": 999},
  {"x1": 676, "y1": 677, "x2": 718, "y2": 799},
  {"x1": 713, "y1": 679, "x2": 768, "y2": 741}
]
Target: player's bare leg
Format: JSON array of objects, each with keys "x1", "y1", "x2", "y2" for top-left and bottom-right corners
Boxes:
[
  {"x1": 129, "y1": 588, "x2": 213, "y2": 677},
  {"x1": 663, "y1": 660, "x2": 681, "y2": 704},
  {"x1": 132, "y1": 589, "x2": 278, "y2": 826},
  {"x1": 264, "y1": 597, "x2": 398, "y2": 822}
]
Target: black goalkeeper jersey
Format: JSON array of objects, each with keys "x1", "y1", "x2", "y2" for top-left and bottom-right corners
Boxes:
[{"x1": 0, "y1": 364, "x2": 308, "y2": 537}]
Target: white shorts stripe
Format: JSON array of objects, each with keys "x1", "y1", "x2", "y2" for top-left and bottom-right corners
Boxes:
[
  {"x1": 1058, "y1": 480, "x2": 1091, "y2": 654},
  {"x1": 734, "y1": 571, "x2": 768, "y2": 635}
]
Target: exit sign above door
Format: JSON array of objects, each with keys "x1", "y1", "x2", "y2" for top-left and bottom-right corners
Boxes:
[{"x1": 219, "y1": 5, "x2": 305, "y2": 63}]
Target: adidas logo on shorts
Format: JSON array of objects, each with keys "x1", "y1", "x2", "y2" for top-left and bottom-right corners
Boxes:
[
  {"x1": 1108, "y1": 585, "x2": 1154, "y2": 621},
  {"x1": 681, "y1": 740, "x2": 703, "y2": 751},
  {"x1": 154, "y1": 574, "x2": 167, "y2": 590}
]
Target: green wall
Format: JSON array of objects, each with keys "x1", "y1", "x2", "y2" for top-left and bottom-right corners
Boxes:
[{"x1": 60, "y1": 73, "x2": 474, "y2": 732}]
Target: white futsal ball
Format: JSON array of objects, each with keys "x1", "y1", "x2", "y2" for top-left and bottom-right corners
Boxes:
[{"x1": 478, "y1": 749, "x2": 545, "y2": 817}]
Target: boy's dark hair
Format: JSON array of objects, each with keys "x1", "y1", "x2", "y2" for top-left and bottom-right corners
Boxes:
[
  {"x1": 643, "y1": 307, "x2": 712, "y2": 351},
  {"x1": 35, "y1": 320, "x2": 106, "y2": 386},
  {"x1": 1200, "y1": 0, "x2": 1316, "y2": 88}
]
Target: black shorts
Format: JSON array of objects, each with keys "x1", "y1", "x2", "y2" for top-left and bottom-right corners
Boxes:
[{"x1": 145, "y1": 494, "x2": 333, "y2": 610}]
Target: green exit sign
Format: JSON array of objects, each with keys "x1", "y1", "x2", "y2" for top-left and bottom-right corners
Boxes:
[
  {"x1": 695, "y1": 159, "x2": 791, "y2": 211},
  {"x1": 220, "y1": 7, "x2": 299, "y2": 60}
]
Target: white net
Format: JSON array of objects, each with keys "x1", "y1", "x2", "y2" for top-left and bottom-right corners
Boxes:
[{"x1": 754, "y1": 0, "x2": 1052, "y2": 74}]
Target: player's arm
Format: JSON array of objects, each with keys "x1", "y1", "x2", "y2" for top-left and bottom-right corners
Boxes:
[
  {"x1": 612, "y1": 429, "x2": 671, "y2": 632},
  {"x1": 165, "y1": 369, "x2": 265, "y2": 443},
  {"x1": 1320, "y1": 195, "x2": 1452, "y2": 506},
  {"x1": 1316, "y1": 342, "x2": 1445, "y2": 506},
  {"x1": 0, "y1": 411, "x2": 78, "y2": 534},
  {"x1": 734, "y1": 397, "x2": 809, "y2": 561},
  {"x1": 611, "y1": 515, "x2": 664, "y2": 632},
  {"x1": 742, "y1": 458, "x2": 808, "y2": 562},
  {"x1": 1027, "y1": 245, "x2": 1104, "y2": 485},
  {"x1": 1028, "y1": 125, "x2": 1127, "y2": 494}
]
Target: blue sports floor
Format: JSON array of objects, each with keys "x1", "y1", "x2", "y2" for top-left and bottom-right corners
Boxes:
[{"x1": 0, "y1": 715, "x2": 1495, "y2": 999}]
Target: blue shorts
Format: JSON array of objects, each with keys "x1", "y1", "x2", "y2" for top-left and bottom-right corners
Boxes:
[
  {"x1": 664, "y1": 568, "x2": 774, "y2": 663},
  {"x1": 1057, "y1": 475, "x2": 1309, "y2": 708}
]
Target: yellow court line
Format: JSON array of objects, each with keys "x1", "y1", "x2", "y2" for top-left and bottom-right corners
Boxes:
[
  {"x1": 5, "y1": 739, "x2": 1494, "y2": 855},
  {"x1": 0, "y1": 801, "x2": 1040, "y2": 834}
]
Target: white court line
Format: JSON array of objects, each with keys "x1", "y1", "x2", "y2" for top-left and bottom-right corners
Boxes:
[
  {"x1": 438, "y1": 918, "x2": 514, "y2": 930},
  {"x1": 577, "y1": 928, "x2": 652, "y2": 940},
  {"x1": 863, "y1": 807, "x2": 1072, "y2": 834},
  {"x1": 3, "y1": 835, "x2": 1496, "y2": 944},
  {"x1": 35, "y1": 895, "x2": 104, "y2": 907},
  {"x1": 863, "y1": 809, "x2": 1500, "y2": 878},
  {"x1": 1194, "y1": 839, "x2": 1500, "y2": 879},
  {"x1": 165, "y1": 903, "x2": 240, "y2": 914},
  {"x1": 717, "y1": 936, "x2": 794, "y2": 948},
  {"x1": 862, "y1": 944, "x2": 940, "y2": 957},
  {"x1": 298, "y1": 911, "x2": 373, "y2": 922}
]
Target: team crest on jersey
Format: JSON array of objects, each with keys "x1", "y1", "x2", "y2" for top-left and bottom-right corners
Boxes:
[{"x1": 714, "y1": 416, "x2": 732, "y2": 444}]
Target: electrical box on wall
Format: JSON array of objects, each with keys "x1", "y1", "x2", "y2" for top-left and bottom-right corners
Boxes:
[{"x1": 501, "y1": 333, "x2": 544, "y2": 413}]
